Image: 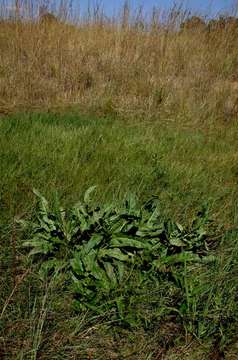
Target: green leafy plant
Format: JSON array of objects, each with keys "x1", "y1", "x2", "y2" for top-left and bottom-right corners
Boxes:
[{"x1": 20, "y1": 188, "x2": 217, "y2": 328}]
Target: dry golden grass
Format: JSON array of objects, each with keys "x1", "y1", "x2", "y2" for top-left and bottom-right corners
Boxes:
[{"x1": 1, "y1": 4, "x2": 238, "y2": 123}]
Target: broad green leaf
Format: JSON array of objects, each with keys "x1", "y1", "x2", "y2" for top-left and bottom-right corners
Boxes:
[
  {"x1": 82, "y1": 250, "x2": 97, "y2": 272},
  {"x1": 97, "y1": 270, "x2": 111, "y2": 291},
  {"x1": 169, "y1": 237, "x2": 186, "y2": 247},
  {"x1": 73, "y1": 203, "x2": 88, "y2": 217},
  {"x1": 104, "y1": 262, "x2": 117, "y2": 288},
  {"x1": 84, "y1": 185, "x2": 97, "y2": 203},
  {"x1": 90, "y1": 260, "x2": 106, "y2": 281},
  {"x1": 125, "y1": 193, "x2": 137, "y2": 213},
  {"x1": 200, "y1": 255, "x2": 217, "y2": 264},
  {"x1": 15, "y1": 219, "x2": 33, "y2": 229},
  {"x1": 116, "y1": 261, "x2": 125, "y2": 283},
  {"x1": 72, "y1": 276, "x2": 92, "y2": 296},
  {"x1": 33, "y1": 189, "x2": 49, "y2": 214},
  {"x1": 111, "y1": 236, "x2": 150, "y2": 249},
  {"x1": 71, "y1": 254, "x2": 84, "y2": 274},
  {"x1": 83, "y1": 234, "x2": 104, "y2": 254},
  {"x1": 136, "y1": 229, "x2": 164, "y2": 238},
  {"x1": 176, "y1": 222, "x2": 184, "y2": 232},
  {"x1": 98, "y1": 248, "x2": 130, "y2": 262},
  {"x1": 153, "y1": 252, "x2": 201, "y2": 268},
  {"x1": 110, "y1": 219, "x2": 128, "y2": 233},
  {"x1": 23, "y1": 239, "x2": 53, "y2": 255},
  {"x1": 116, "y1": 297, "x2": 125, "y2": 319}
]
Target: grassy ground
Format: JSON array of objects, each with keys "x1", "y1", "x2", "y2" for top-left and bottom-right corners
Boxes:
[
  {"x1": 1, "y1": 3, "x2": 238, "y2": 358},
  {"x1": 1, "y1": 111, "x2": 238, "y2": 359}
]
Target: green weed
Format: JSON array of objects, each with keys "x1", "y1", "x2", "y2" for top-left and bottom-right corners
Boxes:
[{"x1": 20, "y1": 187, "x2": 231, "y2": 339}]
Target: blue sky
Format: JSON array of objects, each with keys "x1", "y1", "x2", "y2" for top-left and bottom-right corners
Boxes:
[{"x1": 78, "y1": 1, "x2": 235, "y2": 16}]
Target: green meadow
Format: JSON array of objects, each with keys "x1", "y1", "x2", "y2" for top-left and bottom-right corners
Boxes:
[{"x1": 1, "y1": 112, "x2": 238, "y2": 359}]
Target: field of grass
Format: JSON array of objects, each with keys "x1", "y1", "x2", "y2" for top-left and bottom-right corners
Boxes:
[
  {"x1": 1, "y1": 111, "x2": 238, "y2": 359},
  {"x1": 1, "y1": 4, "x2": 238, "y2": 123},
  {"x1": 1, "y1": 1, "x2": 238, "y2": 359}
]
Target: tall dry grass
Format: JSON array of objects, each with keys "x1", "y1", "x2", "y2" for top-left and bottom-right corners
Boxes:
[{"x1": 1, "y1": 1, "x2": 238, "y2": 122}]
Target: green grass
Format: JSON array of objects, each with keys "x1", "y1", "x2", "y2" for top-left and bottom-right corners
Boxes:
[{"x1": 1, "y1": 111, "x2": 238, "y2": 359}]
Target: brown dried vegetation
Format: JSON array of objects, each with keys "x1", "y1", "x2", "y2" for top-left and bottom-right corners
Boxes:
[{"x1": 0, "y1": 4, "x2": 238, "y2": 123}]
